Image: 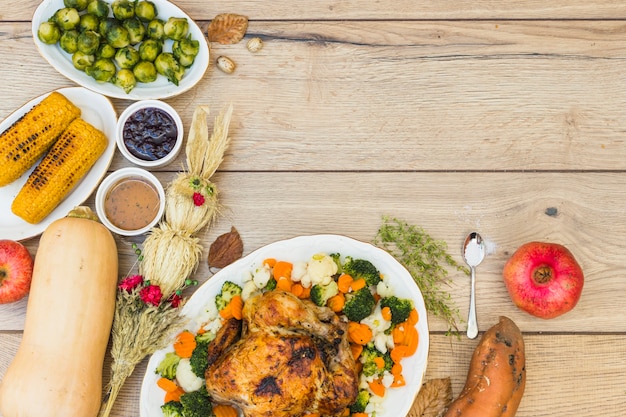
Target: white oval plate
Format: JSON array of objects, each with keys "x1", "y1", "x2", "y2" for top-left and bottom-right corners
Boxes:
[
  {"x1": 140, "y1": 234, "x2": 430, "y2": 417},
  {"x1": 32, "y1": 0, "x2": 210, "y2": 100},
  {"x1": 0, "y1": 87, "x2": 117, "y2": 241}
]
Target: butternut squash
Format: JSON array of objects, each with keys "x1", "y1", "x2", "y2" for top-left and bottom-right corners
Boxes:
[
  {"x1": 443, "y1": 316, "x2": 526, "y2": 417},
  {"x1": 0, "y1": 207, "x2": 118, "y2": 417}
]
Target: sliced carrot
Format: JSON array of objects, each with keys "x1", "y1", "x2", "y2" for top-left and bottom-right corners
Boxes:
[
  {"x1": 291, "y1": 283, "x2": 305, "y2": 298},
  {"x1": 381, "y1": 306, "x2": 392, "y2": 321},
  {"x1": 299, "y1": 285, "x2": 311, "y2": 299},
  {"x1": 390, "y1": 345, "x2": 409, "y2": 363},
  {"x1": 213, "y1": 404, "x2": 239, "y2": 417},
  {"x1": 219, "y1": 302, "x2": 234, "y2": 319},
  {"x1": 374, "y1": 356, "x2": 385, "y2": 369},
  {"x1": 157, "y1": 377, "x2": 179, "y2": 393},
  {"x1": 337, "y1": 273, "x2": 354, "y2": 293},
  {"x1": 392, "y1": 325, "x2": 405, "y2": 345},
  {"x1": 173, "y1": 330, "x2": 196, "y2": 358},
  {"x1": 350, "y1": 278, "x2": 367, "y2": 291},
  {"x1": 352, "y1": 413, "x2": 368, "y2": 417},
  {"x1": 350, "y1": 342, "x2": 364, "y2": 360},
  {"x1": 164, "y1": 386, "x2": 185, "y2": 402},
  {"x1": 229, "y1": 295, "x2": 244, "y2": 320},
  {"x1": 340, "y1": 408, "x2": 351, "y2": 416},
  {"x1": 406, "y1": 308, "x2": 419, "y2": 325},
  {"x1": 276, "y1": 276, "x2": 292, "y2": 292},
  {"x1": 327, "y1": 293, "x2": 345, "y2": 312},
  {"x1": 301, "y1": 414, "x2": 320, "y2": 417},
  {"x1": 347, "y1": 321, "x2": 373, "y2": 345},
  {"x1": 273, "y1": 260, "x2": 293, "y2": 280},
  {"x1": 390, "y1": 374, "x2": 406, "y2": 387},
  {"x1": 368, "y1": 378, "x2": 386, "y2": 397},
  {"x1": 263, "y1": 258, "x2": 277, "y2": 268},
  {"x1": 391, "y1": 362, "x2": 403, "y2": 376},
  {"x1": 402, "y1": 324, "x2": 419, "y2": 356}
]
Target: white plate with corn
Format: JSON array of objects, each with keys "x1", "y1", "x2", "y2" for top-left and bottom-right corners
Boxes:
[{"x1": 0, "y1": 87, "x2": 117, "y2": 241}]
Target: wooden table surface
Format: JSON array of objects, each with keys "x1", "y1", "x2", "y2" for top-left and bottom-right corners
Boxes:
[{"x1": 2, "y1": 1, "x2": 626, "y2": 416}]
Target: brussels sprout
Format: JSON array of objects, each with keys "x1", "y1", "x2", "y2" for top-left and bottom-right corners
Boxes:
[
  {"x1": 114, "y1": 46, "x2": 140, "y2": 69},
  {"x1": 135, "y1": 1, "x2": 157, "y2": 22},
  {"x1": 105, "y1": 23, "x2": 130, "y2": 49},
  {"x1": 87, "y1": 0, "x2": 109, "y2": 18},
  {"x1": 97, "y1": 42, "x2": 116, "y2": 58},
  {"x1": 154, "y1": 52, "x2": 184, "y2": 85},
  {"x1": 98, "y1": 18, "x2": 116, "y2": 38},
  {"x1": 64, "y1": 0, "x2": 88, "y2": 11},
  {"x1": 78, "y1": 13, "x2": 100, "y2": 32},
  {"x1": 59, "y1": 29, "x2": 79, "y2": 54},
  {"x1": 37, "y1": 21, "x2": 61, "y2": 44},
  {"x1": 138, "y1": 38, "x2": 162, "y2": 62},
  {"x1": 133, "y1": 60, "x2": 157, "y2": 83},
  {"x1": 163, "y1": 17, "x2": 188, "y2": 41},
  {"x1": 77, "y1": 30, "x2": 100, "y2": 55},
  {"x1": 172, "y1": 37, "x2": 199, "y2": 67},
  {"x1": 72, "y1": 50, "x2": 95, "y2": 70},
  {"x1": 53, "y1": 8, "x2": 81, "y2": 31},
  {"x1": 114, "y1": 68, "x2": 137, "y2": 93},
  {"x1": 146, "y1": 19, "x2": 165, "y2": 40},
  {"x1": 123, "y1": 17, "x2": 146, "y2": 45},
  {"x1": 112, "y1": 0, "x2": 135, "y2": 20},
  {"x1": 86, "y1": 58, "x2": 116, "y2": 82}
]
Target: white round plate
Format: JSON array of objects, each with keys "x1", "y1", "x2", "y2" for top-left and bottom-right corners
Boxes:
[
  {"x1": 140, "y1": 234, "x2": 430, "y2": 417},
  {"x1": 0, "y1": 87, "x2": 117, "y2": 241},
  {"x1": 31, "y1": 0, "x2": 210, "y2": 100}
]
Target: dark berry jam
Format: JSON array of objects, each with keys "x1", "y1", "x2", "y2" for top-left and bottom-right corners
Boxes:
[{"x1": 122, "y1": 107, "x2": 178, "y2": 161}]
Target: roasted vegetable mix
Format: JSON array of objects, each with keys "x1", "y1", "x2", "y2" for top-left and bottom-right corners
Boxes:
[
  {"x1": 154, "y1": 252, "x2": 423, "y2": 416},
  {"x1": 38, "y1": 0, "x2": 201, "y2": 92}
]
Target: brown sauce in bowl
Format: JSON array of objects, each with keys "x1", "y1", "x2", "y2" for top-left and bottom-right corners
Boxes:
[
  {"x1": 104, "y1": 177, "x2": 160, "y2": 231},
  {"x1": 122, "y1": 107, "x2": 178, "y2": 161}
]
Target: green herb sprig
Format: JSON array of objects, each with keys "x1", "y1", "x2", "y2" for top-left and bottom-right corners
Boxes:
[{"x1": 374, "y1": 216, "x2": 469, "y2": 335}]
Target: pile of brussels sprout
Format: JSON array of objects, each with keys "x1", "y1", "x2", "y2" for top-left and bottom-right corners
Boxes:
[{"x1": 37, "y1": 0, "x2": 201, "y2": 93}]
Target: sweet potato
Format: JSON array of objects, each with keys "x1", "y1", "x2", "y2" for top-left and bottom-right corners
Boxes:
[{"x1": 443, "y1": 316, "x2": 526, "y2": 417}]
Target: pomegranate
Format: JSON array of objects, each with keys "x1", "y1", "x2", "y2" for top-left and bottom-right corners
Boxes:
[{"x1": 503, "y1": 241, "x2": 584, "y2": 319}]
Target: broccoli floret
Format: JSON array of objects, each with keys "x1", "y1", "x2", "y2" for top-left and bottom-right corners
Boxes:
[
  {"x1": 342, "y1": 287, "x2": 376, "y2": 322},
  {"x1": 380, "y1": 296, "x2": 414, "y2": 324},
  {"x1": 342, "y1": 257, "x2": 381, "y2": 287},
  {"x1": 360, "y1": 343, "x2": 393, "y2": 377},
  {"x1": 161, "y1": 400, "x2": 183, "y2": 417},
  {"x1": 195, "y1": 331, "x2": 215, "y2": 344},
  {"x1": 349, "y1": 389, "x2": 372, "y2": 413},
  {"x1": 310, "y1": 280, "x2": 339, "y2": 307},
  {"x1": 155, "y1": 352, "x2": 181, "y2": 379},
  {"x1": 329, "y1": 252, "x2": 343, "y2": 274},
  {"x1": 264, "y1": 277, "x2": 277, "y2": 291},
  {"x1": 179, "y1": 386, "x2": 212, "y2": 417},
  {"x1": 189, "y1": 339, "x2": 210, "y2": 378},
  {"x1": 215, "y1": 281, "x2": 243, "y2": 311}
]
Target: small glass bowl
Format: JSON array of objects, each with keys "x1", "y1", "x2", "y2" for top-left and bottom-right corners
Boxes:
[
  {"x1": 116, "y1": 100, "x2": 184, "y2": 168},
  {"x1": 95, "y1": 167, "x2": 165, "y2": 236}
]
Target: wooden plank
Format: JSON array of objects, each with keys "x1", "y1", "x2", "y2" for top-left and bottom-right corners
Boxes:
[
  {"x1": 2, "y1": 171, "x2": 624, "y2": 333},
  {"x1": 2, "y1": 21, "x2": 626, "y2": 171},
  {"x1": 1, "y1": 332, "x2": 624, "y2": 416},
  {"x1": 11, "y1": 0, "x2": 626, "y2": 21}
]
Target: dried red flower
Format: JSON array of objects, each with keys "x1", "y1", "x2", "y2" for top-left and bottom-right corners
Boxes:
[
  {"x1": 170, "y1": 294, "x2": 183, "y2": 308},
  {"x1": 193, "y1": 192, "x2": 205, "y2": 206},
  {"x1": 140, "y1": 284, "x2": 163, "y2": 306},
  {"x1": 118, "y1": 274, "x2": 144, "y2": 292}
]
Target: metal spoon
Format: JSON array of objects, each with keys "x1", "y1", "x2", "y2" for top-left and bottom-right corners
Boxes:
[{"x1": 462, "y1": 232, "x2": 485, "y2": 339}]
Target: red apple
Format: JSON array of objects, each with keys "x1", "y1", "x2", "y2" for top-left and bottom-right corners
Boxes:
[
  {"x1": 0, "y1": 239, "x2": 34, "y2": 304},
  {"x1": 503, "y1": 241, "x2": 584, "y2": 319}
]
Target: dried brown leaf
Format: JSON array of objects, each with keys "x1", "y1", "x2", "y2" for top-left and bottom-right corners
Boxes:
[
  {"x1": 208, "y1": 227, "x2": 244, "y2": 268},
  {"x1": 207, "y1": 13, "x2": 249, "y2": 44},
  {"x1": 409, "y1": 377, "x2": 453, "y2": 417}
]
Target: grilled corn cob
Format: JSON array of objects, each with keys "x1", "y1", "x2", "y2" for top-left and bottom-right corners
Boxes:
[
  {"x1": 11, "y1": 118, "x2": 108, "y2": 224},
  {"x1": 0, "y1": 91, "x2": 81, "y2": 186}
]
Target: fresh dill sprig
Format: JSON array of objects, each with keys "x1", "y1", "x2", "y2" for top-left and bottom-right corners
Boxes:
[{"x1": 373, "y1": 216, "x2": 469, "y2": 335}]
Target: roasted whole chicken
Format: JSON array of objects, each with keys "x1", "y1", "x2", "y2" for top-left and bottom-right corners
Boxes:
[{"x1": 205, "y1": 290, "x2": 359, "y2": 417}]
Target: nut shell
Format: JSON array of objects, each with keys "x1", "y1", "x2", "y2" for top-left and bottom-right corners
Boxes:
[
  {"x1": 216, "y1": 56, "x2": 236, "y2": 74},
  {"x1": 246, "y1": 37, "x2": 264, "y2": 53}
]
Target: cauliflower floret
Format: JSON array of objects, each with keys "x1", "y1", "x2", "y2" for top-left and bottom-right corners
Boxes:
[
  {"x1": 252, "y1": 264, "x2": 271, "y2": 289},
  {"x1": 376, "y1": 279, "x2": 395, "y2": 299},
  {"x1": 305, "y1": 253, "x2": 338, "y2": 286},
  {"x1": 241, "y1": 279, "x2": 259, "y2": 301},
  {"x1": 373, "y1": 332, "x2": 394, "y2": 354},
  {"x1": 290, "y1": 261, "x2": 307, "y2": 282},
  {"x1": 381, "y1": 370, "x2": 395, "y2": 388},
  {"x1": 201, "y1": 315, "x2": 223, "y2": 336},
  {"x1": 194, "y1": 297, "x2": 219, "y2": 330},
  {"x1": 361, "y1": 304, "x2": 392, "y2": 336},
  {"x1": 365, "y1": 392, "x2": 385, "y2": 414},
  {"x1": 176, "y1": 358, "x2": 204, "y2": 392}
]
